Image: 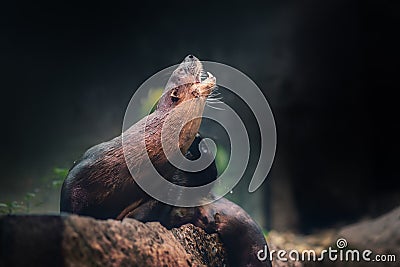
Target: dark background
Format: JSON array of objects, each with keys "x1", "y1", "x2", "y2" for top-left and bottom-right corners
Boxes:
[{"x1": 1, "y1": 0, "x2": 398, "y2": 233}]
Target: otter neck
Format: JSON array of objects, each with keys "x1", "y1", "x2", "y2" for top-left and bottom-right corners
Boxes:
[{"x1": 149, "y1": 97, "x2": 206, "y2": 157}]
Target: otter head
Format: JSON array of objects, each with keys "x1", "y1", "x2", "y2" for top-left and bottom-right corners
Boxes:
[
  {"x1": 148, "y1": 55, "x2": 216, "y2": 160},
  {"x1": 157, "y1": 55, "x2": 216, "y2": 112}
]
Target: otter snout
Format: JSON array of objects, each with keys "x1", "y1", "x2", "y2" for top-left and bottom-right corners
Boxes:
[
  {"x1": 182, "y1": 54, "x2": 202, "y2": 83},
  {"x1": 184, "y1": 54, "x2": 198, "y2": 62}
]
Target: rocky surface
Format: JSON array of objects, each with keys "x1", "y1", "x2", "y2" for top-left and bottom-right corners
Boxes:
[
  {"x1": 338, "y1": 205, "x2": 400, "y2": 254},
  {"x1": 267, "y1": 206, "x2": 400, "y2": 267},
  {"x1": 2, "y1": 206, "x2": 399, "y2": 267},
  {"x1": 0, "y1": 215, "x2": 227, "y2": 267}
]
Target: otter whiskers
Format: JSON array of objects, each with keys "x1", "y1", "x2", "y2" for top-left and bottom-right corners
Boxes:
[{"x1": 206, "y1": 87, "x2": 225, "y2": 110}]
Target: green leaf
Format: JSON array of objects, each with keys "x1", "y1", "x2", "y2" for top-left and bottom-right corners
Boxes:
[
  {"x1": 11, "y1": 201, "x2": 23, "y2": 209},
  {"x1": 140, "y1": 88, "x2": 163, "y2": 116},
  {"x1": 25, "y1": 192, "x2": 36, "y2": 200},
  {"x1": 52, "y1": 180, "x2": 64, "y2": 188},
  {"x1": 0, "y1": 204, "x2": 8, "y2": 214},
  {"x1": 215, "y1": 145, "x2": 229, "y2": 175},
  {"x1": 262, "y1": 229, "x2": 269, "y2": 237},
  {"x1": 53, "y1": 167, "x2": 69, "y2": 180}
]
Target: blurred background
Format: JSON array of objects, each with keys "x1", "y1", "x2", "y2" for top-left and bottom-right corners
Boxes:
[{"x1": 0, "y1": 0, "x2": 398, "y2": 235}]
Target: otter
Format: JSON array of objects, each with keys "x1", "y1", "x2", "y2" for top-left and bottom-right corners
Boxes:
[
  {"x1": 60, "y1": 55, "x2": 215, "y2": 219},
  {"x1": 60, "y1": 55, "x2": 271, "y2": 267}
]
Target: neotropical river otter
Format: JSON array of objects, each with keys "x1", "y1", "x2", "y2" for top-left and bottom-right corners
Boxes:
[
  {"x1": 60, "y1": 55, "x2": 271, "y2": 266},
  {"x1": 60, "y1": 55, "x2": 215, "y2": 219}
]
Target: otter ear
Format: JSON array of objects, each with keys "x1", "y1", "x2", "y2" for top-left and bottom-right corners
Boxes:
[{"x1": 170, "y1": 89, "x2": 180, "y2": 102}]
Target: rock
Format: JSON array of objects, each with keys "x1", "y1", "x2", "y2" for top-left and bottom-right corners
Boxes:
[
  {"x1": 171, "y1": 224, "x2": 226, "y2": 266},
  {"x1": 266, "y1": 206, "x2": 400, "y2": 267},
  {"x1": 267, "y1": 230, "x2": 337, "y2": 267},
  {"x1": 338, "y1": 206, "x2": 400, "y2": 254},
  {"x1": 0, "y1": 215, "x2": 227, "y2": 267}
]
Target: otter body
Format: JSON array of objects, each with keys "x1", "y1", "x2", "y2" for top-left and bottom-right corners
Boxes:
[
  {"x1": 60, "y1": 55, "x2": 271, "y2": 266},
  {"x1": 60, "y1": 135, "x2": 138, "y2": 219}
]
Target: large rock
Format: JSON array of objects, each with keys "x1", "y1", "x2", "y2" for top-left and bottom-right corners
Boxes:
[
  {"x1": 0, "y1": 215, "x2": 227, "y2": 267},
  {"x1": 338, "y1": 206, "x2": 400, "y2": 254},
  {"x1": 266, "y1": 206, "x2": 400, "y2": 267}
]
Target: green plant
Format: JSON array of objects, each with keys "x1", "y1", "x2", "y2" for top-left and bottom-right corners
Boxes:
[
  {"x1": 262, "y1": 228, "x2": 269, "y2": 238},
  {"x1": 0, "y1": 203, "x2": 8, "y2": 214},
  {"x1": 24, "y1": 192, "x2": 36, "y2": 213},
  {"x1": 52, "y1": 167, "x2": 68, "y2": 189},
  {"x1": 0, "y1": 201, "x2": 24, "y2": 215},
  {"x1": 215, "y1": 144, "x2": 229, "y2": 175},
  {"x1": 140, "y1": 88, "x2": 163, "y2": 116},
  {"x1": 0, "y1": 167, "x2": 69, "y2": 215}
]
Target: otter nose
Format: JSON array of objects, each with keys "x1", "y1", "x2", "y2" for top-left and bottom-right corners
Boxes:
[{"x1": 185, "y1": 54, "x2": 197, "y2": 62}]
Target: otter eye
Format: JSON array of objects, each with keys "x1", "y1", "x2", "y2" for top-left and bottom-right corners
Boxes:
[{"x1": 170, "y1": 89, "x2": 179, "y2": 102}]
